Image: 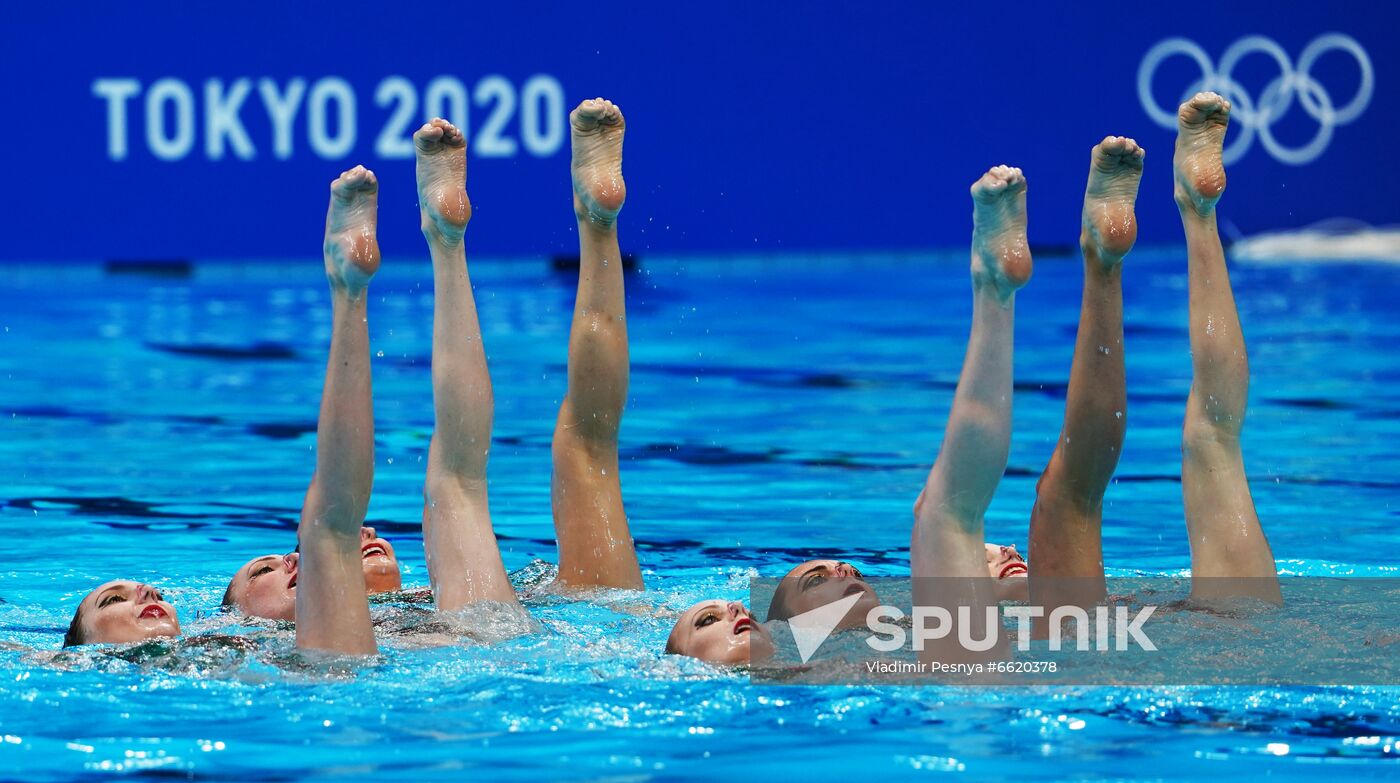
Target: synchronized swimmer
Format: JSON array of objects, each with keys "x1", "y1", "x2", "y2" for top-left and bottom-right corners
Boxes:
[
  {"x1": 66, "y1": 97, "x2": 638, "y2": 652},
  {"x1": 64, "y1": 93, "x2": 1283, "y2": 667},
  {"x1": 666, "y1": 92, "x2": 1281, "y2": 664}
]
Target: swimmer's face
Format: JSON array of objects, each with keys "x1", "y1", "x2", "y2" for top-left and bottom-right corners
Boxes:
[
  {"x1": 226, "y1": 526, "x2": 401, "y2": 621},
  {"x1": 768, "y1": 560, "x2": 880, "y2": 628},
  {"x1": 228, "y1": 552, "x2": 300, "y2": 621},
  {"x1": 358, "y1": 526, "x2": 402, "y2": 594},
  {"x1": 986, "y1": 543, "x2": 1028, "y2": 579},
  {"x1": 70, "y1": 580, "x2": 180, "y2": 646},
  {"x1": 667, "y1": 600, "x2": 774, "y2": 665},
  {"x1": 986, "y1": 543, "x2": 1029, "y2": 602}
]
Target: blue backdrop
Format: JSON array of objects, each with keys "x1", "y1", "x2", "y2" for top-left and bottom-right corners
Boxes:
[{"x1": 2, "y1": 1, "x2": 1394, "y2": 261}]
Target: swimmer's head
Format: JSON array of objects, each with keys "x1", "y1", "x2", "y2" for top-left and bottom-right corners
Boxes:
[
  {"x1": 64, "y1": 580, "x2": 180, "y2": 647},
  {"x1": 224, "y1": 526, "x2": 401, "y2": 620},
  {"x1": 766, "y1": 560, "x2": 880, "y2": 627},
  {"x1": 357, "y1": 526, "x2": 401, "y2": 593},
  {"x1": 985, "y1": 543, "x2": 1029, "y2": 602},
  {"x1": 666, "y1": 600, "x2": 774, "y2": 665},
  {"x1": 223, "y1": 552, "x2": 300, "y2": 621}
]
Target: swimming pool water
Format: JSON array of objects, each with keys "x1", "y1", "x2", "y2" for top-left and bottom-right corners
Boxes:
[{"x1": 1, "y1": 250, "x2": 1398, "y2": 780}]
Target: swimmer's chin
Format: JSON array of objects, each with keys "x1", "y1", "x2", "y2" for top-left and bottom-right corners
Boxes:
[{"x1": 994, "y1": 576, "x2": 1030, "y2": 603}]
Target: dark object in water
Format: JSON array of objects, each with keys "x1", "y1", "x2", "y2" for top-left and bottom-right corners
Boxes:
[
  {"x1": 145, "y1": 341, "x2": 298, "y2": 360},
  {"x1": 247, "y1": 422, "x2": 318, "y2": 440},
  {"x1": 1027, "y1": 243, "x2": 1076, "y2": 258},
  {"x1": 105, "y1": 259, "x2": 194, "y2": 278},
  {"x1": 551, "y1": 252, "x2": 639, "y2": 273}
]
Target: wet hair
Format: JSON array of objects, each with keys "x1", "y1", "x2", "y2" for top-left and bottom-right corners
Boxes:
[
  {"x1": 766, "y1": 580, "x2": 798, "y2": 623},
  {"x1": 767, "y1": 560, "x2": 862, "y2": 622},
  {"x1": 63, "y1": 605, "x2": 87, "y2": 648},
  {"x1": 664, "y1": 612, "x2": 690, "y2": 655},
  {"x1": 221, "y1": 577, "x2": 239, "y2": 610}
]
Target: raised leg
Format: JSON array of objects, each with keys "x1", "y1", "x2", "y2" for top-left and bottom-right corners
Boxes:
[
  {"x1": 416, "y1": 119, "x2": 520, "y2": 612},
  {"x1": 1029, "y1": 137, "x2": 1144, "y2": 610},
  {"x1": 295, "y1": 166, "x2": 380, "y2": 655},
  {"x1": 911, "y1": 166, "x2": 1031, "y2": 663},
  {"x1": 1174, "y1": 92, "x2": 1280, "y2": 603},
  {"x1": 551, "y1": 98, "x2": 643, "y2": 590}
]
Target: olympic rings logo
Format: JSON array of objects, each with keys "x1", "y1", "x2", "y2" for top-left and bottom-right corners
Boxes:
[{"x1": 1137, "y1": 34, "x2": 1373, "y2": 166}]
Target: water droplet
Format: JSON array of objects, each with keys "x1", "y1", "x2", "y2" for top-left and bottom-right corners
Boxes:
[
  {"x1": 376, "y1": 350, "x2": 384, "y2": 357},
  {"x1": 1097, "y1": 345, "x2": 1111, "y2": 355},
  {"x1": 1115, "y1": 411, "x2": 1123, "y2": 419}
]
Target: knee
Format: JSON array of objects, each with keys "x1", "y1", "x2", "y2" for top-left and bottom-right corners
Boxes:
[
  {"x1": 1182, "y1": 416, "x2": 1219, "y2": 450},
  {"x1": 1181, "y1": 416, "x2": 1243, "y2": 464},
  {"x1": 572, "y1": 311, "x2": 627, "y2": 352},
  {"x1": 423, "y1": 470, "x2": 482, "y2": 507}
]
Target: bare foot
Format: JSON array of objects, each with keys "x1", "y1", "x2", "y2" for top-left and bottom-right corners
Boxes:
[
  {"x1": 414, "y1": 118, "x2": 471, "y2": 246},
  {"x1": 570, "y1": 98, "x2": 626, "y2": 228},
  {"x1": 970, "y1": 165, "x2": 1032, "y2": 297},
  {"x1": 324, "y1": 166, "x2": 380, "y2": 294},
  {"x1": 1174, "y1": 92, "x2": 1230, "y2": 216},
  {"x1": 1082, "y1": 136, "x2": 1145, "y2": 266}
]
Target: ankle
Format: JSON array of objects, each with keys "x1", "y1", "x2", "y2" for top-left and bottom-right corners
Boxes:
[
  {"x1": 576, "y1": 211, "x2": 619, "y2": 235},
  {"x1": 1174, "y1": 187, "x2": 1216, "y2": 219},
  {"x1": 328, "y1": 279, "x2": 369, "y2": 302},
  {"x1": 1079, "y1": 236, "x2": 1124, "y2": 273},
  {"x1": 971, "y1": 265, "x2": 1016, "y2": 303},
  {"x1": 573, "y1": 193, "x2": 620, "y2": 232},
  {"x1": 422, "y1": 214, "x2": 465, "y2": 248}
]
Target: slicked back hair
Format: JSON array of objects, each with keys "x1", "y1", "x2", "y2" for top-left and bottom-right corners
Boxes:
[{"x1": 62, "y1": 605, "x2": 87, "y2": 648}]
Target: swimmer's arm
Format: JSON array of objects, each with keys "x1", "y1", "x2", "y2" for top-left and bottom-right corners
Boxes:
[{"x1": 296, "y1": 291, "x2": 377, "y2": 655}]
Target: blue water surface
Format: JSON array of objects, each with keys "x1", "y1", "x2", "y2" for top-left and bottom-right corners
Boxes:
[{"x1": 1, "y1": 250, "x2": 1398, "y2": 780}]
